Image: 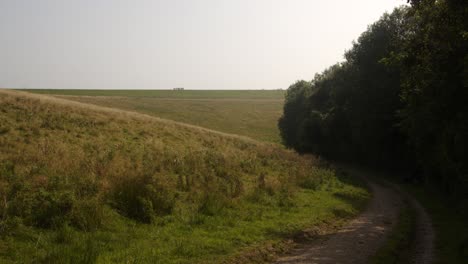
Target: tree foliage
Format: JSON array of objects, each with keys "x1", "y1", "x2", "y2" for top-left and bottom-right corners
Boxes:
[
  {"x1": 399, "y1": 0, "x2": 468, "y2": 195},
  {"x1": 279, "y1": 1, "x2": 468, "y2": 199},
  {"x1": 280, "y1": 8, "x2": 410, "y2": 167}
]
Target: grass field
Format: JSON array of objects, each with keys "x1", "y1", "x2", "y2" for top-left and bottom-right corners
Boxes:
[
  {"x1": 21, "y1": 89, "x2": 285, "y2": 99},
  {"x1": 23, "y1": 89, "x2": 285, "y2": 143},
  {"x1": 0, "y1": 90, "x2": 369, "y2": 263}
]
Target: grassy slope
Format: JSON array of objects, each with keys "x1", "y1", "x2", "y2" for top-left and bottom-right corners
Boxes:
[
  {"x1": 0, "y1": 90, "x2": 368, "y2": 263},
  {"x1": 22, "y1": 89, "x2": 285, "y2": 143}
]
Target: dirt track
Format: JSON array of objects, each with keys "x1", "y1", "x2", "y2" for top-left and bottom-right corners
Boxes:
[
  {"x1": 274, "y1": 179, "x2": 434, "y2": 264},
  {"x1": 408, "y1": 193, "x2": 435, "y2": 264}
]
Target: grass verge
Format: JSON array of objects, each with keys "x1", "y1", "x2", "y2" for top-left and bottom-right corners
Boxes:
[{"x1": 0, "y1": 177, "x2": 369, "y2": 264}]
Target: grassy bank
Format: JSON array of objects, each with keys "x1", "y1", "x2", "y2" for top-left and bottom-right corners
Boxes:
[
  {"x1": 0, "y1": 90, "x2": 368, "y2": 263},
  {"x1": 1, "y1": 185, "x2": 368, "y2": 264}
]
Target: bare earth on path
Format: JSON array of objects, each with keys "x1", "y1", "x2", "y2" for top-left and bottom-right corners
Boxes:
[{"x1": 274, "y1": 181, "x2": 402, "y2": 264}]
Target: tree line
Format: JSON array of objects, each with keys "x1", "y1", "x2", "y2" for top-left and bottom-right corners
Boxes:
[{"x1": 279, "y1": 0, "x2": 467, "y2": 202}]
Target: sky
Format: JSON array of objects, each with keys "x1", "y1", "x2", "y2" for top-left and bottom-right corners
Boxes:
[{"x1": 0, "y1": 0, "x2": 404, "y2": 90}]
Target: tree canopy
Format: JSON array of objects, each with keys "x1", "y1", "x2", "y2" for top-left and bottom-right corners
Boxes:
[{"x1": 279, "y1": 0, "x2": 468, "y2": 201}]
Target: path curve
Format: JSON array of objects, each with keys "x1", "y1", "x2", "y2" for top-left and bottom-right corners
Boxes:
[{"x1": 274, "y1": 181, "x2": 402, "y2": 264}]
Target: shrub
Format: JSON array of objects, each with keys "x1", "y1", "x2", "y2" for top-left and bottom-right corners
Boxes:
[
  {"x1": 297, "y1": 174, "x2": 320, "y2": 190},
  {"x1": 111, "y1": 174, "x2": 175, "y2": 223},
  {"x1": 277, "y1": 175, "x2": 297, "y2": 208},
  {"x1": 69, "y1": 197, "x2": 105, "y2": 231},
  {"x1": 31, "y1": 188, "x2": 75, "y2": 228},
  {"x1": 1, "y1": 163, "x2": 105, "y2": 230},
  {"x1": 197, "y1": 192, "x2": 228, "y2": 216}
]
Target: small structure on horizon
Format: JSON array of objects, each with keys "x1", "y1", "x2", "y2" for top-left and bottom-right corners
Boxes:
[{"x1": 173, "y1": 87, "x2": 184, "y2": 91}]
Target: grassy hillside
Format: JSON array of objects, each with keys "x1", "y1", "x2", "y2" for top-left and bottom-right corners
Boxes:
[
  {"x1": 0, "y1": 90, "x2": 368, "y2": 263},
  {"x1": 23, "y1": 89, "x2": 284, "y2": 143}
]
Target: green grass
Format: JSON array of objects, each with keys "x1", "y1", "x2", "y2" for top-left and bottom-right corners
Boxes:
[
  {"x1": 20, "y1": 89, "x2": 285, "y2": 99},
  {"x1": 0, "y1": 90, "x2": 369, "y2": 263},
  {"x1": 1, "y1": 184, "x2": 368, "y2": 264},
  {"x1": 21, "y1": 89, "x2": 285, "y2": 143},
  {"x1": 60, "y1": 96, "x2": 282, "y2": 143}
]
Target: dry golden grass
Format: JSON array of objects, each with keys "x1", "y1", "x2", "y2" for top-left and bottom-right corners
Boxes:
[
  {"x1": 0, "y1": 88, "x2": 323, "y2": 229},
  {"x1": 0, "y1": 89, "x2": 368, "y2": 263}
]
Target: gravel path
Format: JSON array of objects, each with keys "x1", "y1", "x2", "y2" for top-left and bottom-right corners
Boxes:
[
  {"x1": 407, "y1": 192, "x2": 435, "y2": 264},
  {"x1": 274, "y1": 181, "x2": 402, "y2": 264},
  {"x1": 273, "y1": 178, "x2": 436, "y2": 264},
  {"x1": 387, "y1": 181, "x2": 435, "y2": 264}
]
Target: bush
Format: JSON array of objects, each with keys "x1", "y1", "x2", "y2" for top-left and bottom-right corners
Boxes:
[
  {"x1": 277, "y1": 175, "x2": 297, "y2": 208},
  {"x1": 31, "y1": 189, "x2": 75, "y2": 228},
  {"x1": 111, "y1": 174, "x2": 175, "y2": 223},
  {"x1": 0, "y1": 216, "x2": 22, "y2": 237},
  {"x1": 298, "y1": 176, "x2": 320, "y2": 190},
  {"x1": 277, "y1": 186, "x2": 296, "y2": 208},
  {"x1": 1, "y1": 164, "x2": 105, "y2": 230},
  {"x1": 295, "y1": 168, "x2": 322, "y2": 190},
  {"x1": 69, "y1": 198, "x2": 105, "y2": 231},
  {"x1": 197, "y1": 192, "x2": 228, "y2": 216}
]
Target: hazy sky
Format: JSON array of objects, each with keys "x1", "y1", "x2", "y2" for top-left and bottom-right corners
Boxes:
[{"x1": 0, "y1": 0, "x2": 404, "y2": 90}]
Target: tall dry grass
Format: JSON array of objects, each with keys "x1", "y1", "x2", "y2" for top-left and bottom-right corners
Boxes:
[{"x1": 0, "y1": 90, "x2": 327, "y2": 231}]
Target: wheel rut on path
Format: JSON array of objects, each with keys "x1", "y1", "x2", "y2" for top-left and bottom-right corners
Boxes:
[{"x1": 407, "y1": 191, "x2": 435, "y2": 264}]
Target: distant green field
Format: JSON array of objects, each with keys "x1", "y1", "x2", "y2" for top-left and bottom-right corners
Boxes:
[
  {"x1": 24, "y1": 89, "x2": 285, "y2": 143},
  {"x1": 22, "y1": 89, "x2": 285, "y2": 99}
]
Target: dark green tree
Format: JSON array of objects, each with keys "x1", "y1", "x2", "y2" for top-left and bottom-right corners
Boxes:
[
  {"x1": 399, "y1": 0, "x2": 468, "y2": 194},
  {"x1": 279, "y1": 7, "x2": 411, "y2": 168}
]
